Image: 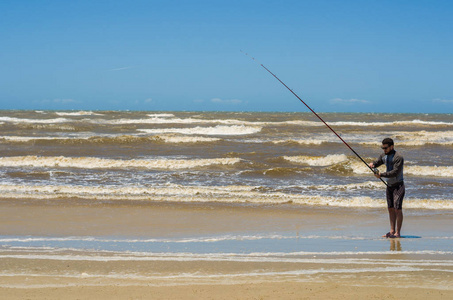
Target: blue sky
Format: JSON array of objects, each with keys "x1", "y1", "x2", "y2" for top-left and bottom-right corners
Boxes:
[{"x1": 1, "y1": 0, "x2": 452, "y2": 113}]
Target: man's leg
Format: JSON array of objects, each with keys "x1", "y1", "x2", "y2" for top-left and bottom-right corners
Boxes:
[
  {"x1": 388, "y1": 207, "x2": 396, "y2": 235},
  {"x1": 395, "y1": 209, "x2": 403, "y2": 237},
  {"x1": 393, "y1": 184, "x2": 405, "y2": 238},
  {"x1": 385, "y1": 186, "x2": 396, "y2": 236}
]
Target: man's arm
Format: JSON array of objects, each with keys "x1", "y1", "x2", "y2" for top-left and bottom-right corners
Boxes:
[{"x1": 369, "y1": 154, "x2": 384, "y2": 168}]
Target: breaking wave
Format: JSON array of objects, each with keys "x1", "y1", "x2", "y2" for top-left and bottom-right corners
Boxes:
[
  {"x1": 0, "y1": 117, "x2": 70, "y2": 124},
  {"x1": 55, "y1": 111, "x2": 104, "y2": 116},
  {"x1": 283, "y1": 154, "x2": 349, "y2": 166},
  {"x1": 283, "y1": 154, "x2": 453, "y2": 177},
  {"x1": 361, "y1": 131, "x2": 453, "y2": 146},
  {"x1": 0, "y1": 135, "x2": 221, "y2": 144},
  {"x1": 1, "y1": 183, "x2": 452, "y2": 209},
  {"x1": 0, "y1": 156, "x2": 241, "y2": 170},
  {"x1": 138, "y1": 125, "x2": 262, "y2": 136}
]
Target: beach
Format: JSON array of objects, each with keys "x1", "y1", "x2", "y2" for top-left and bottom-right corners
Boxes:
[
  {"x1": 1, "y1": 111, "x2": 453, "y2": 299},
  {"x1": 2, "y1": 200, "x2": 453, "y2": 299}
]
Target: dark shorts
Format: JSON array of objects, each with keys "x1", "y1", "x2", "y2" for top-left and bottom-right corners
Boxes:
[{"x1": 386, "y1": 183, "x2": 405, "y2": 210}]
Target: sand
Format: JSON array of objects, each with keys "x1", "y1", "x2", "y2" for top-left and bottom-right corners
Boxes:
[
  {"x1": 1, "y1": 269, "x2": 453, "y2": 300},
  {"x1": 1, "y1": 283, "x2": 452, "y2": 300},
  {"x1": 1, "y1": 199, "x2": 453, "y2": 299}
]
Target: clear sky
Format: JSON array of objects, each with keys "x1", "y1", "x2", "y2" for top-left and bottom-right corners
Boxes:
[{"x1": 1, "y1": 0, "x2": 452, "y2": 113}]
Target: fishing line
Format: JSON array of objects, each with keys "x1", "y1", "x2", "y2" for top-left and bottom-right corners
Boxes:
[{"x1": 243, "y1": 51, "x2": 388, "y2": 187}]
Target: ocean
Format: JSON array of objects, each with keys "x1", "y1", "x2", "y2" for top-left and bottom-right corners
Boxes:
[
  {"x1": 1, "y1": 110, "x2": 452, "y2": 289},
  {"x1": 1, "y1": 110, "x2": 452, "y2": 207}
]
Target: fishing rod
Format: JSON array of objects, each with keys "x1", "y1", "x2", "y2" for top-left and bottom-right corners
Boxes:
[{"x1": 243, "y1": 52, "x2": 388, "y2": 187}]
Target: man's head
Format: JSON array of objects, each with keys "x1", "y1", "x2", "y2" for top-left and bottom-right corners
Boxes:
[{"x1": 381, "y1": 138, "x2": 394, "y2": 155}]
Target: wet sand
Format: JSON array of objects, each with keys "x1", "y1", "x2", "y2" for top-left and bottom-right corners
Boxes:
[
  {"x1": 1, "y1": 252, "x2": 453, "y2": 299},
  {"x1": 1, "y1": 198, "x2": 452, "y2": 237},
  {"x1": 0, "y1": 198, "x2": 381, "y2": 237},
  {"x1": 2, "y1": 280, "x2": 453, "y2": 300},
  {"x1": 1, "y1": 199, "x2": 453, "y2": 299}
]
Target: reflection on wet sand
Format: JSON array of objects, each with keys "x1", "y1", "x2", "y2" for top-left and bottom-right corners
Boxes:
[{"x1": 389, "y1": 238, "x2": 402, "y2": 251}]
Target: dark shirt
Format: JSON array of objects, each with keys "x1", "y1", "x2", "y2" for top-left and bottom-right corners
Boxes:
[{"x1": 373, "y1": 150, "x2": 404, "y2": 187}]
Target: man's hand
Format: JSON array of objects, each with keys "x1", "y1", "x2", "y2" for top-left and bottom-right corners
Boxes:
[
  {"x1": 374, "y1": 170, "x2": 381, "y2": 178},
  {"x1": 369, "y1": 163, "x2": 381, "y2": 178}
]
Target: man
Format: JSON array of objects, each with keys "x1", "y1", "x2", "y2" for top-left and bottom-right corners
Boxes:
[{"x1": 368, "y1": 138, "x2": 405, "y2": 238}]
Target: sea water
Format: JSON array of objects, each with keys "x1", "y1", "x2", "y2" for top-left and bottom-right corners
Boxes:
[{"x1": 0, "y1": 110, "x2": 452, "y2": 207}]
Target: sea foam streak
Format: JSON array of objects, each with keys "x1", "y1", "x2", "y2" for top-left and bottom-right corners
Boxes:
[
  {"x1": 327, "y1": 120, "x2": 453, "y2": 127},
  {"x1": 273, "y1": 139, "x2": 329, "y2": 145},
  {"x1": 1, "y1": 183, "x2": 452, "y2": 209},
  {"x1": 2, "y1": 234, "x2": 451, "y2": 244},
  {"x1": 55, "y1": 111, "x2": 104, "y2": 116},
  {"x1": 147, "y1": 113, "x2": 175, "y2": 118},
  {"x1": 138, "y1": 125, "x2": 262, "y2": 136},
  {"x1": 81, "y1": 116, "x2": 453, "y2": 127},
  {"x1": 0, "y1": 135, "x2": 221, "y2": 144},
  {"x1": 0, "y1": 117, "x2": 70, "y2": 124},
  {"x1": 349, "y1": 160, "x2": 453, "y2": 177},
  {"x1": 1, "y1": 248, "x2": 453, "y2": 263},
  {"x1": 0, "y1": 156, "x2": 241, "y2": 170},
  {"x1": 283, "y1": 154, "x2": 348, "y2": 166},
  {"x1": 283, "y1": 154, "x2": 453, "y2": 177},
  {"x1": 360, "y1": 131, "x2": 453, "y2": 146}
]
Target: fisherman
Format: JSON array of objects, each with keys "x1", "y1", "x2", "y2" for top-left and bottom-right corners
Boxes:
[{"x1": 368, "y1": 138, "x2": 405, "y2": 238}]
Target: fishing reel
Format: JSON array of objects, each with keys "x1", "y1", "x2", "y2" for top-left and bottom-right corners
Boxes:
[{"x1": 372, "y1": 167, "x2": 380, "y2": 175}]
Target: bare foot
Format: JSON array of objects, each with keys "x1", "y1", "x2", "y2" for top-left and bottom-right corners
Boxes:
[{"x1": 382, "y1": 232, "x2": 395, "y2": 238}]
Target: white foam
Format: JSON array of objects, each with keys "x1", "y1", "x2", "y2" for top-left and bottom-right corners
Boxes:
[
  {"x1": 283, "y1": 154, "x2": 348, "y2": 166},
  {"x1": 360, "y1": 130, "x2": 453, "y2": 146},
  {"x1": 0, "y1": 117, "x2": 70, "y2": 124},
  {"x1": 158, "y1": 135, "x2": 221, "y2": 143},
  {"x1": 273, "y1": 139, "x2": 328, "y2": 145},
  {"x1": 93, "y1": 117, "x2": 249, "y2": 125},
  {"x1": 300, "y1": 181, "x2": 383, "y2": 191},
  {"x1": 92, "y1": 118, "x2": 453, "y2": 127},
  {"x1": 1, "y1": 250, "x2": 453, "y2": 264},
  {"x1": 55, "y1": 111, "x2": 104, "y2": 116},
  {"x1": 405, "y1": 165, "x2": 453, "y2": 177},
  {"x1": 146, "y1": 113, "x2": 176, "y2": 118},
  {"x1": 0, "y1": 234, "x2": 371, "y2": 244},
  {"x1": 3, "y1": 264, "x2": 446, "y2": 290},
  {"x1": 280, "y1": 120, "x2": 453, "y2": 127},
  {"x1": 4, "y1": 234, "x2": 451, "y2": 245},
  {"x1": 0, "y1": 267, "x2": 426, "y2": 280},
  {"x1": 138, "y1": 125, "x2": 262, "y2": 136},
  {"x1": 350, "y1": 160, "x2": 453, "y2": 178},
  {"x1": 0, "y1": 136, "x2": 72, "y2": 142},
  {"x1": 0, "y1": 156, "x2": 241, "y2": 170},
  {"x1": 329, "y1": 120, "x2": 453, "y2": 127},
  {"x1": 1, "y1": 183, "x2": 452, "y2": 209},
  {"x1": 0, "y1": 135, "x2": 221, "y2": 144},
  {"x1": 90, "y1": 116, "x2": 269, "y2": 126},
  {"x1": 283, "y1": 154, "x2": 453, "y2": 178}
]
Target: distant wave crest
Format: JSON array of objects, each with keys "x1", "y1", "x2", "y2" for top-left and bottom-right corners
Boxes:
[{"x1": 138, "y1": 125, "x2": 262, "y2": 136}]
